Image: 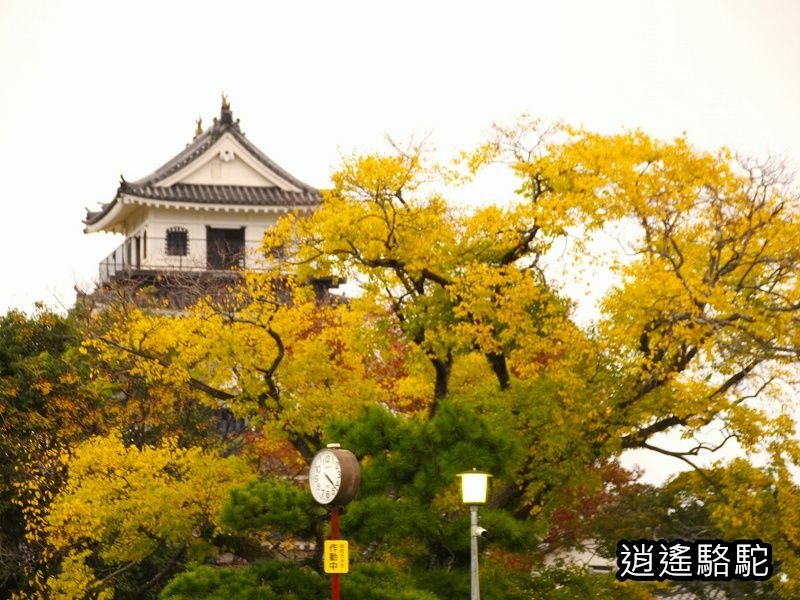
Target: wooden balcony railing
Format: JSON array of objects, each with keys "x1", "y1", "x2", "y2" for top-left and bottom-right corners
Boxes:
[{"x1": 98, "y1": 236, "x2": 268, "y2": 285}]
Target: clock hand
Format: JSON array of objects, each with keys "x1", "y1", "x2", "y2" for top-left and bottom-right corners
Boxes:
[{"x1": 325, "y1": 474, "x2": 336, "y2": 486}]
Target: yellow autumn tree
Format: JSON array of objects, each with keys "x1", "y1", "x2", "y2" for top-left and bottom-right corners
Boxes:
[
  {"x1": 479, "y1": 120, "x2": 800, "y2": 466},
  {"x1": 84, "y1": 268, "x2": 434, "y2": 468},
  {"x1": 262, "y1": 145, "x2": 588, "y2": 402},
  {"x1": 73, "y1": 120, "x2": 800, "y2": 595},
  {"x1": 87, "y1": 122, "x2": 800, "y2": 484},
  {"x1": 19, "y1": 432, "x2": 254, "y2": 599}
]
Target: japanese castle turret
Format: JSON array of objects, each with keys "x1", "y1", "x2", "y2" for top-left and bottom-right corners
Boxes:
[{"x1": 84, "y1": 98, "x2": 320, "y2": 290}]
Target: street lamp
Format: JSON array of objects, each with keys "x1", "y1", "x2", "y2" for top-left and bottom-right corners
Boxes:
[{"x1": 458, "y1": 469, "x2": 491, "y2": 600}]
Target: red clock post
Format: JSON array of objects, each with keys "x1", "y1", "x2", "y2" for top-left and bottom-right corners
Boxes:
[{"x1": 309, "y1": 443, "x2": 361, "y2": 600}]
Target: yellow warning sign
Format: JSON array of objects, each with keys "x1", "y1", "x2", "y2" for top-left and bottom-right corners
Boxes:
[{"x1": 324, "y1": 540, "x2": 349, "y2": 573}]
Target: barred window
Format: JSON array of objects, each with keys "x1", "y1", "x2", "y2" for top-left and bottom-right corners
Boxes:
[{"x1": 166, "y1": 227, "x2": 189, "y2": 256}]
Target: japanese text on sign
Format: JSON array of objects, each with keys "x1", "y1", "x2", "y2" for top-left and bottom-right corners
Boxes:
[
  {"x1": 616, "y1": 539, "x2": 772, "y2": 582},
  {"x1": 324, "y1": 540, "x2": 349, "y2": 574}
]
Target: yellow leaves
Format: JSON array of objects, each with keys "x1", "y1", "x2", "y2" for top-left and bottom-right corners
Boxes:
[
  {"x1": 31, "y1": 380, "x2": 53, "y2": 395},
  {"x1": 587, "y1": 137, "x2": 800, "y2": 438},
  {"x1": 58, "y1": 371, "x2": 80, "y2": 385},
  {"x1": 0, "y1": 382, "x2": 19, "y2": 398},
  {"x1": 27, "y1": 432, "x2": 255, "y2": 597},
  {"x1": 690, "y1": 458, "x2": 783, "y2": 540},
  {"x1": 44, "y1": 550, "x2": 113, "y2": 600},
  {"x1": 267, "y1": 146, "x2": 458, "y2": 290},
  {"x1": 455, "y1": 142, "x2": 500, "y2": 177},
  {"x1": 272, "y1": 303, "x2": 390, "y2": 436},
  {"x1": 74, "y1": 122, "x2": 800, "y2": 585},
  {"x1": 330, "y1": 151, "x2": 423, "y2": 201},
  {"x1": 449, "y1": 352, "x2": 495, "y2": 393}
]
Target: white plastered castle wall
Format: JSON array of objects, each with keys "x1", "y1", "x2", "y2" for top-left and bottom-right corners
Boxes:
[{"x1": 123, "y1": 206, "x2": 283, "y2": 271}]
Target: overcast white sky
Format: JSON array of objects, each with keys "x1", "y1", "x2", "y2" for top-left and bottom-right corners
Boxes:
[{"x1": 2, "y1": 0, "x2": 799, "y2": 479}]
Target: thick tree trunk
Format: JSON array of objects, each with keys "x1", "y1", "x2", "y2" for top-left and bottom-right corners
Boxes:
[
  {"x1": 429, "y1": 354, "x2": 452, "y2": 416},
  {"x1": 486, "y1": 352, "x2": 510, "y2": 390}
]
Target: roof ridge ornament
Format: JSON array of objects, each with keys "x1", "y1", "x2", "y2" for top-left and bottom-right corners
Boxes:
[
  {"x1": 220, "y1": 93, "x2": 233, "y2": 125},
  {"x1": 83, "y1": 101, "x2": 322, "y2": 231},
  {"x1": 194, "y1": 117, "x2": 203, "y2": 139}
]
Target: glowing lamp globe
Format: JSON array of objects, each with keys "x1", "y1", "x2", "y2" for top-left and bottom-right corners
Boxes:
[{"x1": 458, "y1": 470, "x2": 491, "y2": 505}]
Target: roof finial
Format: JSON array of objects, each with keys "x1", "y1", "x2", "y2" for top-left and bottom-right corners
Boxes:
[
  {"x1": 194, "y1": 116, "x2": 203, "y2": 138},
  {"x1": 220, "y1": 93, "x2": 233, "y2": 125}
]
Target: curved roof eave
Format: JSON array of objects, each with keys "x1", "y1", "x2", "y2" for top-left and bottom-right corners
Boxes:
[
  {"x1": 83, "y1": 195, "x2": 127, "y2": 233},
  {"x1": 84, "y1": 190, "x2": 320, "y2": 233}
]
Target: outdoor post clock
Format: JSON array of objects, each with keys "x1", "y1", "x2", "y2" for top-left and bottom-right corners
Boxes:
[
  {"x1": 309, "y1": 443, "x2": 360, "y2": 506},
  {"x1": 310, "y1": 444, "x2": 359, "y2": 599}
]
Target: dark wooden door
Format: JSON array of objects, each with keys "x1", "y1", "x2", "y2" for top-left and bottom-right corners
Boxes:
[{"x1": 206, "y1": 227, "x2": 245, "y2": 270}]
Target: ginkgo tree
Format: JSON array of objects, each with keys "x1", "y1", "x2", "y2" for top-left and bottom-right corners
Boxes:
[
  {"x1": 22, "y1": 118, "x2": 800, "y2": 598},
  {"x1": 512, "y1": 126, "x2": 800, "y2": 468},
  {"x1": 22, "y1": 432, "x2": 254, "y2": 599},
  {"x1": 0, "y1": 307, "x2": 233, "y2": 599},
  {"x1": 262, "y1": 121, "x2": 800, "y2": 493}
]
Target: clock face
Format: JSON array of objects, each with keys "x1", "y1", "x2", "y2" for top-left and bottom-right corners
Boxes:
[{"x1": 309, "y1": 449, "x2": 342, "y2": 505}]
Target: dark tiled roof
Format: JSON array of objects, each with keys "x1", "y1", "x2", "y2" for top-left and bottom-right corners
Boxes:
[
  {"x1": 85, "y1": 209, "x2": 103, "y2": 223},
  {"x1": 84, "y1": 104, "x2": 320, "y2": 227},
  {"x1": 128, "y1": 183, "x2": 319, "y2": 206}
]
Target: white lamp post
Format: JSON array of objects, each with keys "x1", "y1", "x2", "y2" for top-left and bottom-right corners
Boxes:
[{"x1": 458, "y1": 469, "x2": 491, "y2": 600}]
